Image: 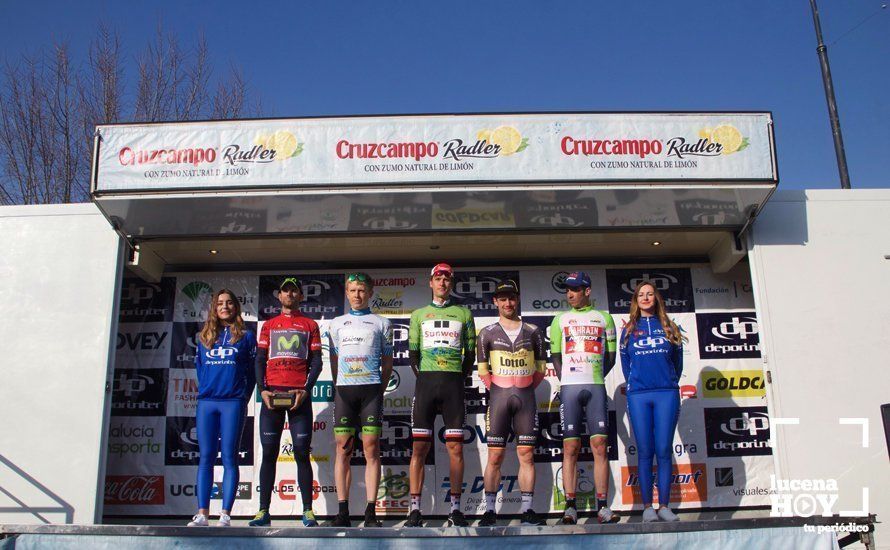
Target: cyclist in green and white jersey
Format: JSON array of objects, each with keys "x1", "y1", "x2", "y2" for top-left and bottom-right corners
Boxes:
[
  {"x1": 550, "y1": 271, "x2": 618, "y2": 525},
  {"x1": 406, "y1": 263, "x2": 476, "y2": 527}
]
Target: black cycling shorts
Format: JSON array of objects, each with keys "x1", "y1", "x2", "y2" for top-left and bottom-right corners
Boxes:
[
  {"x1": 334, "y1": 384, "x2": 384, "y2": 437},
  {"x1": 411, "y1": 373, "x2": 465, "y2": 442},
  {"x1": 485, "y1": 384, "x2": 538, "y2": 448},
  {"x1": 560, "y1": 383, "x2": 608, "y2": 439}
]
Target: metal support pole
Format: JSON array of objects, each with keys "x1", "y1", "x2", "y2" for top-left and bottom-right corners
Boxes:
[{"x1": 809, "y1": 0, "x2": 852, "y2": 189}]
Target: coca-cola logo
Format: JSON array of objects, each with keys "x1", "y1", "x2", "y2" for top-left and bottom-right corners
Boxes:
[{"x1": 104, "y1": 475, "x2": 165, "y2": 505}]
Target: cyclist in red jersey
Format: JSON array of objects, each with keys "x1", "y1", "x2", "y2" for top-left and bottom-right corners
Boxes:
[{"x1": 249, "y1": 277, "x2": 323, "y2": 528}]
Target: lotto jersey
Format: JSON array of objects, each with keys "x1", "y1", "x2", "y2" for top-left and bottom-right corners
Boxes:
[
  {"x1": 549, "y1": 306, "x2": 616, "y2": 385},
  {"x1": 327, "y1": 309, "x2": 393, "y2": 386},
  {"x1": 476, "y1": 322, "x2": 546, "y2": 389},
  {"x1": 408, "y1": 302, "x2": 475, "y2": 373},
  {"x1": 258, "y1": 313, "x2": 322, "y2": 389}
]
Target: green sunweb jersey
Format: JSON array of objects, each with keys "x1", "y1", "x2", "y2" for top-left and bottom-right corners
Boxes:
[{"x1": 408, "y1": 301, "x2": 476, "y2": 373}]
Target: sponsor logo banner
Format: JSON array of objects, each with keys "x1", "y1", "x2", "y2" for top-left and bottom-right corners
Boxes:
[
  {"x1": 274, "y1": 479, "x2": 337, "y2": 502},
  {"x1": 174, "y1": 275, "x2": 259, "y2": 322},
  {"x1": 375, "y1": 467, "x2": 411, "y2": 515},
  {"x1": 170, "y1": 322, "x2": 202, "y2": 369},
  {"x1": 606, "y1": 268, "x2": 695, "y2": 313},
  {"x1": 389, "y1": 318, "x2": 412, "y2": 367},
  {"x1": 119, "y1": 278, "x2": 176, "y2": 322},
  {"x1": 696, "y1": 312, "x2": 760, "y2": 359},
  {"x1": 674, "y1": 198, "x2": 742, "y2": 226},
  {"x1": 115, "y1": 323, "x2": 172, "y2": 370},
  {"x1": 701, "y1": 369, "x2": 766, "y2": 398},
  {"x1": 704, "y1": 407, "x2": 772, "y2": 457},
  {"x1": 690, "y1": 265, "x2": 755, "y2": 311},
  {"x1": 374, "y1": 415, "x2": 433, "y2": 466},
  {"x1": 450, "y1": 270, "x2": 520, "y2": 314},
  {"x1": 96, "y1": 114, "x2": 775, "y2": 192},
  {"x1": 111, "y1": 369, "x2": 167, "y2": 417},
  {"x1": 432, "y1": 202, "x2": 515, "y2": 230},
  {"x1": 106, "y1": 418, "x2": 165, "y2": 470},
  {"x1": 349, "y1": 204, "x2": 431, "y2": 231},
  {"x1": 514, "y1": 196, "x2": 598, "y2": 228},
  {"x1": 169, "y1": 481, "x2": 252, "y2": 500},
  {"x1": 164, "y1": 416, "x2": 255, "y2": 466},
  {"x1": 105, "y1": 475, "x2": 165, "y2": 506},
  {"x1": 259, "y1": 274, "x2": 344, "y2": 320},
  {"x1": 621, "y1": 463, "x2": 708, "y2": 505},
  {"x1": 166, "y1": 369, "x2": 199, "y2": 416},
  {"x1": 366, "y1": 272, "x2": 427, "y2": 316}
]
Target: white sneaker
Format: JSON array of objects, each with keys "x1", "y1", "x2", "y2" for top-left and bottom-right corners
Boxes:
[
  {"x1": 187, "y1": 513, "x2": 209, "y2": 526},
  {"x1": 218, "y1": 513, "x2": 232, "y2": 527},
  {"x1": 597, "y1": 506, "x2": 619, "y2": 524},
  {"x1": 657, "y1": 507, "x2": 679, "y2": 522},
  {"x1": 642, "y1": 507, "x2": 658, "y2": 523}
]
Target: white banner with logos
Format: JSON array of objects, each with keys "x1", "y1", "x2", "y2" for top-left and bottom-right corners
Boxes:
[
  {"x1": 95, "y1": 113, "x2": 775, "y2": 192},
  {"x1": 106, "y1": 263, "x2": 774, "y2": 517}
]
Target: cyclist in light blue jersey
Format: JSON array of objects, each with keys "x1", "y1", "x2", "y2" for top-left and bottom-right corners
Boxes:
[{"x1": 327, "y1": 272, "x2": 393, "y2": 527}]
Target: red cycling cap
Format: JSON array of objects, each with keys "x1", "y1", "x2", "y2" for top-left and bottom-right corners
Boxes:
[{"x1": 430, "y1": 263, "x2": 454, "y2": 277}]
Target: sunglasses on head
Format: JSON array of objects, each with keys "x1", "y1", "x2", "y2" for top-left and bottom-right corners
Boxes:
[{"x1": 347, "y1": 272, "x2": 372, "y2": 283}]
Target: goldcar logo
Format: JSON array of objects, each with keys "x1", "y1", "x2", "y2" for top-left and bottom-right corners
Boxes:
[{"x1": 701, "y1": 370, "x2": 766, "y2": 398}]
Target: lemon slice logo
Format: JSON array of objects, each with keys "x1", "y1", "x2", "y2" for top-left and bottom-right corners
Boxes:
[
  {"x1": 700, "y1": 125, "x2": 750, "y2": 155},
  {"x1": 254, "y1": 130, "x2": 304, "y2": 160},
  {"x1": 477, "y1": 126, "x2": 529, "y2": 156}
]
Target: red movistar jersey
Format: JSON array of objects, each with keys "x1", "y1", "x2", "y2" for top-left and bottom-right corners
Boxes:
[{"x1": 258, "y1": 313, "x2": 322, "y2": 389}]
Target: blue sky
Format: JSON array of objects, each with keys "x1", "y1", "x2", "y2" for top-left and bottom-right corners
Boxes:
[{"x1": 2, "y1": 1, "x2": 887, "y2": 189}]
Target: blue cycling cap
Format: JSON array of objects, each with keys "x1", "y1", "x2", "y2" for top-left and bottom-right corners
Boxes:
[{"x1": 564, "y1": 271, "x2": 591, "y2": 289}]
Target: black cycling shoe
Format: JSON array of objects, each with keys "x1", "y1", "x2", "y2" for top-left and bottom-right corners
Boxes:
[
  {"x1": 330, "y1": 511, "x2": 351, "y2": 527},
  {"x1": 405, "y1": 510, "x2": 424, "y2": 527},
  {"x1": 447, "y1": 510, "x2": 468, "y2": 527},
  {"x1": 520, "y1": 509, "x2": 546, "y2": 526},
  {"x1": 478, "y1": 510, "x2": 497, "y2": 527},
  {"x1": 363, "y1": 508, "x2": 382, "y2": 527}
]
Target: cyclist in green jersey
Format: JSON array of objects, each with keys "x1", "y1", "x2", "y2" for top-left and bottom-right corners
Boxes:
[
  {"x1": 550, "y1": 271, "x2": 618, "y2": 525},
  {"x1": 405, "y1": 263, "x2": 476, "y2": 527}
]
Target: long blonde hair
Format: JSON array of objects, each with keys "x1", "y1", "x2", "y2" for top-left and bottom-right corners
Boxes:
[
  {"x1": 199, "y1": 289, "x2": 246, "y2": 349},
  {"x1": 622, "y1": 282, "x2": 687, "y2": 346}
]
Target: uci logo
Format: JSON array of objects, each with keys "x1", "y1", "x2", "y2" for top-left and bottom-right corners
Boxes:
[
  {"x1": 207, "y1": 347, "x2": 236, "y2": 359},
  {"x1": 621, "y1": 273, "x2": 678, "y2": 294},
  {"x1": 362, "y1": 216, "x2": 418, "y2": 230},
  {"x1": 721, "y1": 412, "x2": 769, "y2": 437},
  {"x1": 113, "y1": 373, "x2": 154, "y2": 397},
  {"x1": 712, "y1": 317, "x2": 758, "y2": 340},
  {"x1": 452, "y1": 276, "x2": 502, "y2": 299},
  {"x1": 386, "y1": 370, "x2": 401, "y2": 394},
  {"x1": 634, "y1": 336, "x2": 666, "y2": 349},
  {"x1": 121, "y1": 282, "x2": 160, "y2": 305},
  {"x1": 551, "y1": 272, "x2": 569, "y2": 293}
]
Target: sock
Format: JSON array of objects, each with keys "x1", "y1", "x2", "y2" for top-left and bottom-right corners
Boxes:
[
  {"x1": 338, "y1": 500, "x2": 348, "y2": 515},
  {"x1": 450, "y1": 492, "x2": 461, "y2": 512},
  {"x1": 410, "y1": 494, "x2": 421, "y2": 512},
  {"x1": 596, "y1": 493, "x2": 608, "y2": 511},
  {"x1": 366, "y1": 502, "x2": 375, "y2": 513},
  {"x1": 485, "y1": 492, "x2": 497, "y2": 513},
  {"x1": 521, "y1": 492, "x2": 534, "y2": 513},
  {"x1": 565, "y1": 495, "x2": 576, "y2": 510}
]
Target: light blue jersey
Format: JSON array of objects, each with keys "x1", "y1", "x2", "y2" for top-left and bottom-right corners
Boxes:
[{"x1": 327, "y1": 308, "x2": 393, "y2": 386}]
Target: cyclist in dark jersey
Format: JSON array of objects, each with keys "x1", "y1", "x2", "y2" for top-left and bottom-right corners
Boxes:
[
  {"x1": 249, "y1": 277, "x2": 323, "y2": 528},
  {"x1": 406, "y1": 263, "x2": 476, "y2": 527},
  {"x1": 476, "y1": 280, "x2": 547, "y2": 526}
]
